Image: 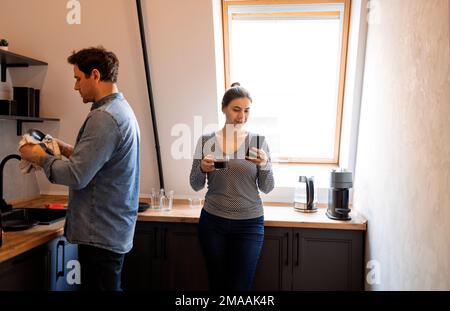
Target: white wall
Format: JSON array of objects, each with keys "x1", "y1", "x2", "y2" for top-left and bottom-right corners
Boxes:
[
  {"x1": 0, "y1": 0, "x2": 222, "y2": 199},
  {"x1": 354, "y1": 0, "x2": 450, "y2": 290},
  {"x1": 0, "y1": 121, "x2": 40, "y2": 202},
  {"x1": 141, "y1": 0, "x2": 221, "y2": 198}
]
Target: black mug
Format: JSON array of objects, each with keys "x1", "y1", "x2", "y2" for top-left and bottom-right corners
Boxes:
[{"x1": 214, "y1": 156, "x2": 229, "y2": 170}]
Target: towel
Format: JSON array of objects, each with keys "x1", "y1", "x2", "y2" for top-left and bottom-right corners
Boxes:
[{"x1": 18, "y1": 133, "x2": 61, "y2": 174}]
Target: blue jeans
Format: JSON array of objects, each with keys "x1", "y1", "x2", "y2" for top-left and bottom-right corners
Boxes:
[{"x1": 198, "y1": 209, "x2": 264, "y2": 291}]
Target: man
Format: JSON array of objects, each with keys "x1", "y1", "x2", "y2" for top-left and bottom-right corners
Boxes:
[{"x1": 20, "y1": 47, "x2": 140, "y2": 291}]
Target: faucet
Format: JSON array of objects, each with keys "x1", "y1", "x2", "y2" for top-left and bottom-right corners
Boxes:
[{"x1": 0, "y1": 154, "x2": 21, "y2": 213}]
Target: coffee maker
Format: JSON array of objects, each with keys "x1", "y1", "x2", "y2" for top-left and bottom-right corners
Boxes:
[{"x1": 326, "y1": 169, "x2": 352, "y2": 220}]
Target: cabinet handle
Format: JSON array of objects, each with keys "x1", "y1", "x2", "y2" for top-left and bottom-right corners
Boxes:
[
  {"x1": 284, "y1": 232, "x2": 289, "y2": 266},
  {"x1": 159, "y1": 228, "x2": 164, "y2": 260},
  {"x1": 56, "y1": 240, "x2": 65, "y2": 278},
  {"x1": 163, "y1": 228, "x2": 168, "y2": 260},
  {"x1": 295, "y1": 232, "x2": 300, "y2": 267},
  {"x1": 45, "y1": 250, "x2": 51, "y2": 289},
  {"x1": 153, "y1": 227, "x2": 158, "y2": 259}
]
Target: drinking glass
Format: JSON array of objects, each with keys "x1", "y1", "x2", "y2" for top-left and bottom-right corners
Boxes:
[
  {"x1": 161, "y1": 190, "x2": 174, "y2": 211},
  {"x1": 150, "y1": 188, "x2": 161, "y2": 209},
  {"x1": 188, "y1": 197, "x2": 203, "y2": 209}
]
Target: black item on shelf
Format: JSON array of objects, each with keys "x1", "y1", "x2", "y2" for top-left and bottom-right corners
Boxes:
[
  {"x1": 0, "y1": 100, "x2": 9, "y2": 115},
  {"x1": 0, "y1": 100, "x2": 17, "y2": 116},
  {"x1": 10, "y1": 100, "x2": 17, "y2": 115},
  {"x1": 34, "y1": 89, "x2": 40, "y2": 117},
  {"x1": 13, "y1": 87, "x2": 35, "y2": 117}
]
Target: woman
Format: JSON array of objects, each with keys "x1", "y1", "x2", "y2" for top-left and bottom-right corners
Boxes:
[{"x1": 190, "y1": 83, "x2": 275, "y2": 291}]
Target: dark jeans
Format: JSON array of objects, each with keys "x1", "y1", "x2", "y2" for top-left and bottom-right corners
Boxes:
[
  {"x1": 198, "y1": 209, "x2": 264, "y2": 291},
  {"x1": 78, "y1": 244, "x2": 125, "y2": 291}
]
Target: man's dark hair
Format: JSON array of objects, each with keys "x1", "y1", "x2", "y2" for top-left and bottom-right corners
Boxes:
[{"x1": 67, "y1": 46, "x2": 119, "y2": 82}]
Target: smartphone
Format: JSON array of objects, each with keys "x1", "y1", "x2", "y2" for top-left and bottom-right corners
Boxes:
[{"x1": 246, "y1": 135, "x2": 260, "y2": 160}]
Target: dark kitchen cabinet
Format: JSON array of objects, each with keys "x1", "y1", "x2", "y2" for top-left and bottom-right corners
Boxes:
[
  {"x1": 122, "y1": 222, "x2": 161, "y2": 290},
  {"x1": 163, "y1": 223, "x2": 208, "y2": 290},
  {"x1": 0, "y1": 244, "x2": 47, "y2": 290},
  {"x1": 252, "y1": 227, "x2": 292, "y2": 290},
  {"x1": 253, "y1": 227, "x2": 364, "y2": 290},
  {"x1": 122, "y1": 222, "x2": 364, "y2": 291},
  {"x1": 292, "y1": 229, "x2": 363, "y2": 290},
  {"x1": 0, "y1": 235, "x2": 79, "y2": 290},
  {"x1": 122, "y1": 222, "x2": 208, "y2": 291}
]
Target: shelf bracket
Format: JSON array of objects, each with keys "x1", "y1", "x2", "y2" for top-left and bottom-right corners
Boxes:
[
  {"x1": 17, "y1": 119, "x2": 43, "y2": 136},
  {"x1": 1, "y1": 63, "x2": 29, "y2": 82}
]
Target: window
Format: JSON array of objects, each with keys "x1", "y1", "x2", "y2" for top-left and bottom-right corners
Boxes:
[{"x1": 222, "y1": 0, "x2": 351, "y2": 165}]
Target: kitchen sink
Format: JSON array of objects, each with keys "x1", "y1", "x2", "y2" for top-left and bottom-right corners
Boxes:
[{"x1": 1, "y1": 208, "x2": 66, "y2": 231}]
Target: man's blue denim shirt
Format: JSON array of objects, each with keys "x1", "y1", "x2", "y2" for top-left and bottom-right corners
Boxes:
[{"x1": 42, "y1": 92, "x2": 140, "y2": 254}]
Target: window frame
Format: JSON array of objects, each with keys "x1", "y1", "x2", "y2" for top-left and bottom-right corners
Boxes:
[{"x1": 222, "y1": 0, "x2": 352, "y2": 165}]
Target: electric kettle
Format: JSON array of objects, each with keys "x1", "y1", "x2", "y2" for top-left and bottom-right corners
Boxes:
[{"x1": 294, "y1": 176, "x2": 317, "y2": 213}]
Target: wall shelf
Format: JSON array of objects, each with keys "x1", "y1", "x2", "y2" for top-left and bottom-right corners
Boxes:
[
  {"x1": 0, "y1": 50, "x2": 47, "y2": 82},
  {"x1": 0, "y1": 115, "x2": 60, "y2": 136}
]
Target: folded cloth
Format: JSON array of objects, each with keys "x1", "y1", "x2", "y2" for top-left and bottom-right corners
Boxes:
[{"x1": 18, "y1": 133, "x2": 61, "y2": 174}]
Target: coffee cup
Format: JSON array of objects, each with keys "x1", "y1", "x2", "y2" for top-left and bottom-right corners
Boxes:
[{"x1": 214, "y1": 156, "x2": 229, "y2": 170}]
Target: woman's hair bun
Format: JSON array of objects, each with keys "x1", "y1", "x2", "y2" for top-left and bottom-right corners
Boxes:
[{"x1": 222, "y1": 82, "x2": 252, "y2": 107}]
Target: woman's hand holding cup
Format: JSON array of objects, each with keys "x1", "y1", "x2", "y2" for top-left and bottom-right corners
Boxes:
[{"x1": 201, "y1": 154, "x2": 215, "y2": 173}]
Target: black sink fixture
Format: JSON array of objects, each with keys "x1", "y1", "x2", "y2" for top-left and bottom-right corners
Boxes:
[
  {"x1": 1, "y1": 208, "x2": 66, "y2": 231},
  {"x1": 1, "y1": 209, "x2": 39, "y2": 231},
  {"x1": 0, "y1": 154, "x2": 66, "y2": 232},
  {"x1": 0, "y1": 154, "x2": 21, "y2": 213}
]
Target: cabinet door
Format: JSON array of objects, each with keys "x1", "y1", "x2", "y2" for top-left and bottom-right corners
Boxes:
[
  {"x1": 162, "y1": 223, "x2": 208, "y2": 290},
  {"x1": 47, "y1": 236, "x2": 79, "y2": 291},
  {"x1": 292, "y1": 228, "x2": 364, "y2": 290},
  {"x1": 253, "y1": 227, "x2": 292, "y2": 290},
  {"x1": 0, "y1": 245, "x2": 47, "y2": 290},
  {"x1": 122, "y1": 222, "x2": 161, "y2": 290}
]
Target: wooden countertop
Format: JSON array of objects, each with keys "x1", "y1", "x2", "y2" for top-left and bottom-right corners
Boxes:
[
  {"x1": 0, "y1": 220, "x2": 64, "y2": 263},
  {"x1": 13, "y1": 194, "x2": 366, "y2": 230},
  {"x1": 137, "y1": 201, "x2": 367, "y2": 231},
  {"x1": 0, "y1": 195, "x2": 366, "y2": 263}
]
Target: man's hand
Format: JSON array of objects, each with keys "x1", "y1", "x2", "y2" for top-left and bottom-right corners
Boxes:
[
  {"x1": 54, "y1": 138, "x2": 74, "y2": 158},
  {"x1": 19, "y1": 144, "x2": 47, "y2": 166}
]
